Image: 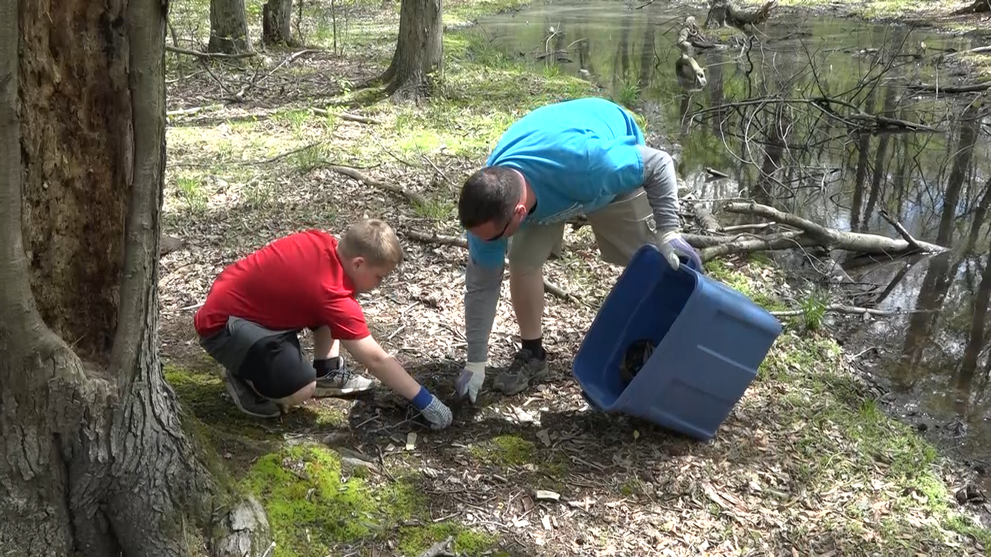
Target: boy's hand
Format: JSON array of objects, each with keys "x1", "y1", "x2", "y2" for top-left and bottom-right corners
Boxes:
[
  {"x1": 421, "y1": 397, "x2": 453, "y2": 430},
  {"x1": 456, "y1": 362, "x2": 485, "y2": 404}
]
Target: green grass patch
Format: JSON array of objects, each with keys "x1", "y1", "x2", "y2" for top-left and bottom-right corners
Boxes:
[{"x1": 241, "y1": 444, "x2": 499, "y2": 557}]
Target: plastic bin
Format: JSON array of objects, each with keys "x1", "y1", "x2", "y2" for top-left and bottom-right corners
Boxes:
[{"x1": 572, "y1": 244, "x2": 782, "y2": 441}]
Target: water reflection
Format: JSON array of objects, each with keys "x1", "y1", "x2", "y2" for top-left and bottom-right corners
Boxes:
[{"x1": 478, "y1": 0, "x2": 991, "y2": 467}]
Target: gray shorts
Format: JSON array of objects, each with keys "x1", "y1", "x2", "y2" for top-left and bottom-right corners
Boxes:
[
  {"x1": 199, "y1": 316, "x2": 315, "y2": 399},
  {"x1": 508, "y1": 187, "x2": 657, "y2": 272}
]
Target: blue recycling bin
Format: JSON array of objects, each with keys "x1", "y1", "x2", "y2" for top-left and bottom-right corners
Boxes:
[{"x1": 572, "y1": 244, "x2": 782, "y2": 441}]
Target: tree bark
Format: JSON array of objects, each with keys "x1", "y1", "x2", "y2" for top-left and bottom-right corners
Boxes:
[
  {"x1": 209, "y1": 0, "x2": 253, "y2": 54},
  {"x1": 379, "y1": 0, "x2": 443, "y2": 98},
  {"x1": 262, "y1": 0, "x2": 294, "y2": 46},
  {"x1": 1, "y1": 1, "x2": 269, "y2": 555}
]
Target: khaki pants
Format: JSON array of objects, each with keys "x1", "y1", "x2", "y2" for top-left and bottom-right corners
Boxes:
[{"x1": 508, "y1": 188, "x2": 658, "y2": 272}]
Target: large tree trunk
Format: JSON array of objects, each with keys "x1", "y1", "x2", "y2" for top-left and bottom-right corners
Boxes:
[
  {"x1": 0, "y1": 1, "x2": 268, "y2": 555},
  {"x1": 263, "y1": 0, "x2": 295, "y2": 46},
  {"x1": 379, "y1": 0, "x2": 443, "y2": 98},
  {"x1": 209, "y1": 0, "x2": 253, "y2": 54}
]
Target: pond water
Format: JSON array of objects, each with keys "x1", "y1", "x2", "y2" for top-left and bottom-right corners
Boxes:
[{"x1": 476, "y1": 1, "x2": 991, "y2": 479}]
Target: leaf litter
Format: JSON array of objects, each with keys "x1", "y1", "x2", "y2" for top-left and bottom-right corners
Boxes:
[{"x1": 158, "y1": 1, "x2": 991, "y2": 555}]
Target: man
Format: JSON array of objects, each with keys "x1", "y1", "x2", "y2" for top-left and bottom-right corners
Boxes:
[
  {"x1": 194, "y1": 219, "x2": 453, "y2": 430},
  {"x1": 454, "y1": 97, "x2": 702, "y2": 403}
]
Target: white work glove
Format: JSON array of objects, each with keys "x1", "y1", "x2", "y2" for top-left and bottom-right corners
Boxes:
[
  {"x1": 656, "y1": 230, "x2": 703, "y2": 272},
  {"x1": 455, "y1": 361, "x2": 485, "y2": 404},
  {"x1": 421, "y1": 396, "x2": 453, "y2": 430}
]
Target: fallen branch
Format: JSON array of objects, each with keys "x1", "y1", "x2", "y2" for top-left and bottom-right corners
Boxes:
[
  {"x1": 328, "y1": 165, "x2": 429, "y2": 207},
  {"x1": 721, "y1": 202, "x2": 948, "y2": 255},
  {"x1": 698, "y1": 232, "x2": 817, "y2": 261},
  {"x1": 878, "y1": 209, "x2": 922, "y2": 252},
  {"x1": 312, "y1": 107, "x2": 383, "y2": 124},
  {"x1": 165, "y1": 44, "x2": 256, "y2": 59},
  {"x1": 402, "y1": 229, "x2": 582, "y2": 305},
  {"x1": 770, "y1": 304, "x2": 932, "y2": 318},
  {"x1": 416, "y1": 536, "x2": 456, "y2": 557},
  {"x1": 906, "y1": 81, "x2": 991, "y2": 94}
]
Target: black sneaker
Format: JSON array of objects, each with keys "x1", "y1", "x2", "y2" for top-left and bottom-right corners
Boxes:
[
  {"x1": 314, "y1": 361, "x2": 376, "y2": 397},
  {"x1": 492, "y1": 348, "x2": 550, "y2": 396},
  {"x1": 223, "y1": 371, "x2": 281, "y2": 418}
]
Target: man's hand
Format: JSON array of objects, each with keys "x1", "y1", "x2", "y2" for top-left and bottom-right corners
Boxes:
[
  {"x1": 455, "y1": 361, "x2": 485, "y2": 404},
  {"x1": 656, "y1": 231, "x2": 703, "y2": 272},
  {"x1": 421, "y1": 396, "x2": 453, "y2": 430}
]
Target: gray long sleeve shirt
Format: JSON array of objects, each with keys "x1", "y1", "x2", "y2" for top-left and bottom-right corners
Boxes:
[{"x1": 463, "y1": 144, "x2": 681, "y2": 364}]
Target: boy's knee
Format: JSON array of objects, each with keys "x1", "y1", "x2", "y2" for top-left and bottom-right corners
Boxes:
[{"x1": 272, "y1": 381, "x2": 317, "y2": 407}]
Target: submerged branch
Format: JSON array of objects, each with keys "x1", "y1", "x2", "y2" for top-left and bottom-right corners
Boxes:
[{"x1": 770, "y1": 304, "x2": 933, "y2": 318}]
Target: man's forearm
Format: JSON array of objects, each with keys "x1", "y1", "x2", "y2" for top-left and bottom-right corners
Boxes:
[
  {"x1": 637, "y1": 145, "x2": 681, "y2": 234},
  {"x1": 464, "y1": 255, "x2": 503, "y2": 364}
]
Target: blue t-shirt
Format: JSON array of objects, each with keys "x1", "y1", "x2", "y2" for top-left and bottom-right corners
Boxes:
[{"x1": 467, "y1": 97, "x2": 647, "y2": 268}]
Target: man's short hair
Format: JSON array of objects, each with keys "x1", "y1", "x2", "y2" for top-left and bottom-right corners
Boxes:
[
  {"x1": 458, "y1": 166, "x2": 522, "y2": 230},
  {"x1": 339, "y1": 219, "x2": 404, "y2": 268}
]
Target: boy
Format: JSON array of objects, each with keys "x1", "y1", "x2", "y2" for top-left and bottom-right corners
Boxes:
[
  {"x1": 193, "y1": 219, "x2": 453, "y2": 430},
  {"x1": 454, "y1": 97, "x2": 702, "y2": 403}
]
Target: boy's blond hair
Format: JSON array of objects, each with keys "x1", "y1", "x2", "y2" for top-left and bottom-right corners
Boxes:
[{"x1": 338, "y1": 219, "x2": 404, "y2": 268}]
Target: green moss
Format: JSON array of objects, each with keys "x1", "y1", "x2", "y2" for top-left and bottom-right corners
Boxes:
[
  {"x1": 397, "y1": 522, "x2": 498, "y2": 556},
  {"x1": 470, "y1": 434, "x2": 536, "y2": 467},
  {"x1": 164, "y1": 365, "x2": 276, "y2": 438}
]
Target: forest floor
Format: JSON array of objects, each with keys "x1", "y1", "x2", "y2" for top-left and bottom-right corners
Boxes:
[{"x1": 160, "y1": 0, "x2": 991, "y2": 555}]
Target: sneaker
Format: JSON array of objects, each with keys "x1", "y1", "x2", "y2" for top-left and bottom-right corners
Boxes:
[
  {"x1": 223, "y1": 372, "x2": 281, "y2": 418},
  {"x1": 314, "y1": 363, "x2": 376, "y2": 397},
  {"x1": 492, "y1": 349, "x2": 549, "y2": 396}
]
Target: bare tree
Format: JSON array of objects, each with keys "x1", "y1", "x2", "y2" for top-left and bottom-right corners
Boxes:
[
  {"x1": 263, "y1": 0, "x2": 295, "y2": 46},
  {"x1": 209, "y1": 0, "x2": 253, "y2": 54},
  {"x1": 956, "y1": 255, "x2": 991, "y2": 416},
  {"x1": 0, "y1": 1, "x2": 268, "y2": 554},
  {"x1": 376, "y1": 0, "x2": 443, "y2": 98}
]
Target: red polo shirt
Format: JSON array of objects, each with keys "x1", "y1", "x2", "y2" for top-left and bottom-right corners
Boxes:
[{"x1": 194, "y1": 230, "x2": 370, "y2": 341}]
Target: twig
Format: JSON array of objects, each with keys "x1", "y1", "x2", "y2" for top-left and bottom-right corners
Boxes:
[
  {"x1": 328, "y1": 165, "x2": 429, "y2": 207},
  {"x1": 402, "y1": 229, "x2": 583, "y2": 304},
  {"x1": 259, "y1": 541, "x2": 276, "y2": 557},
  {"x1": 770, "y1": 304, "x2": 935, "y2": 318},
  {"x1": 312, "y1": 107, "x2": 384, "y2": 124},
  {"x1": 165, "y1": 44, "x2": 257, "y2": 59},
  {"x1": 246, "y1": 142, "x2": 323, "y2": 166},
  {"x1": 416, "y1": 535, "x2": 456, "y2": 557},
  {"x1": 878, "y1": 209, "x2": 922, "y2": 252}
]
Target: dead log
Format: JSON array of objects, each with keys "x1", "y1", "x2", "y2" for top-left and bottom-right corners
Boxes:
[
  {"x1": 721, "y1": 202, "x2": 948, "y2": 255},
  {"x1": 401, "y1": 229, "x2": 582, "y2": 305},
  {"x1": 689, "y1": 201, "x2": 720, "y2": 233}
]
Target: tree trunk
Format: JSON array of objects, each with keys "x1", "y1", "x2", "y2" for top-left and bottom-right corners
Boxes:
[
  {"x1": 209, "y1": 0, "x2": 253, "y2": 54},
  {"x1": 379, "y1": 0, "x2": 443, "y2": 98},
  {"x1": 1, "y1": 1, "x2": 269, "y2": 555},
  {"x1": 263, "y1": 0, "x2": 294, "y2": 46}
]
